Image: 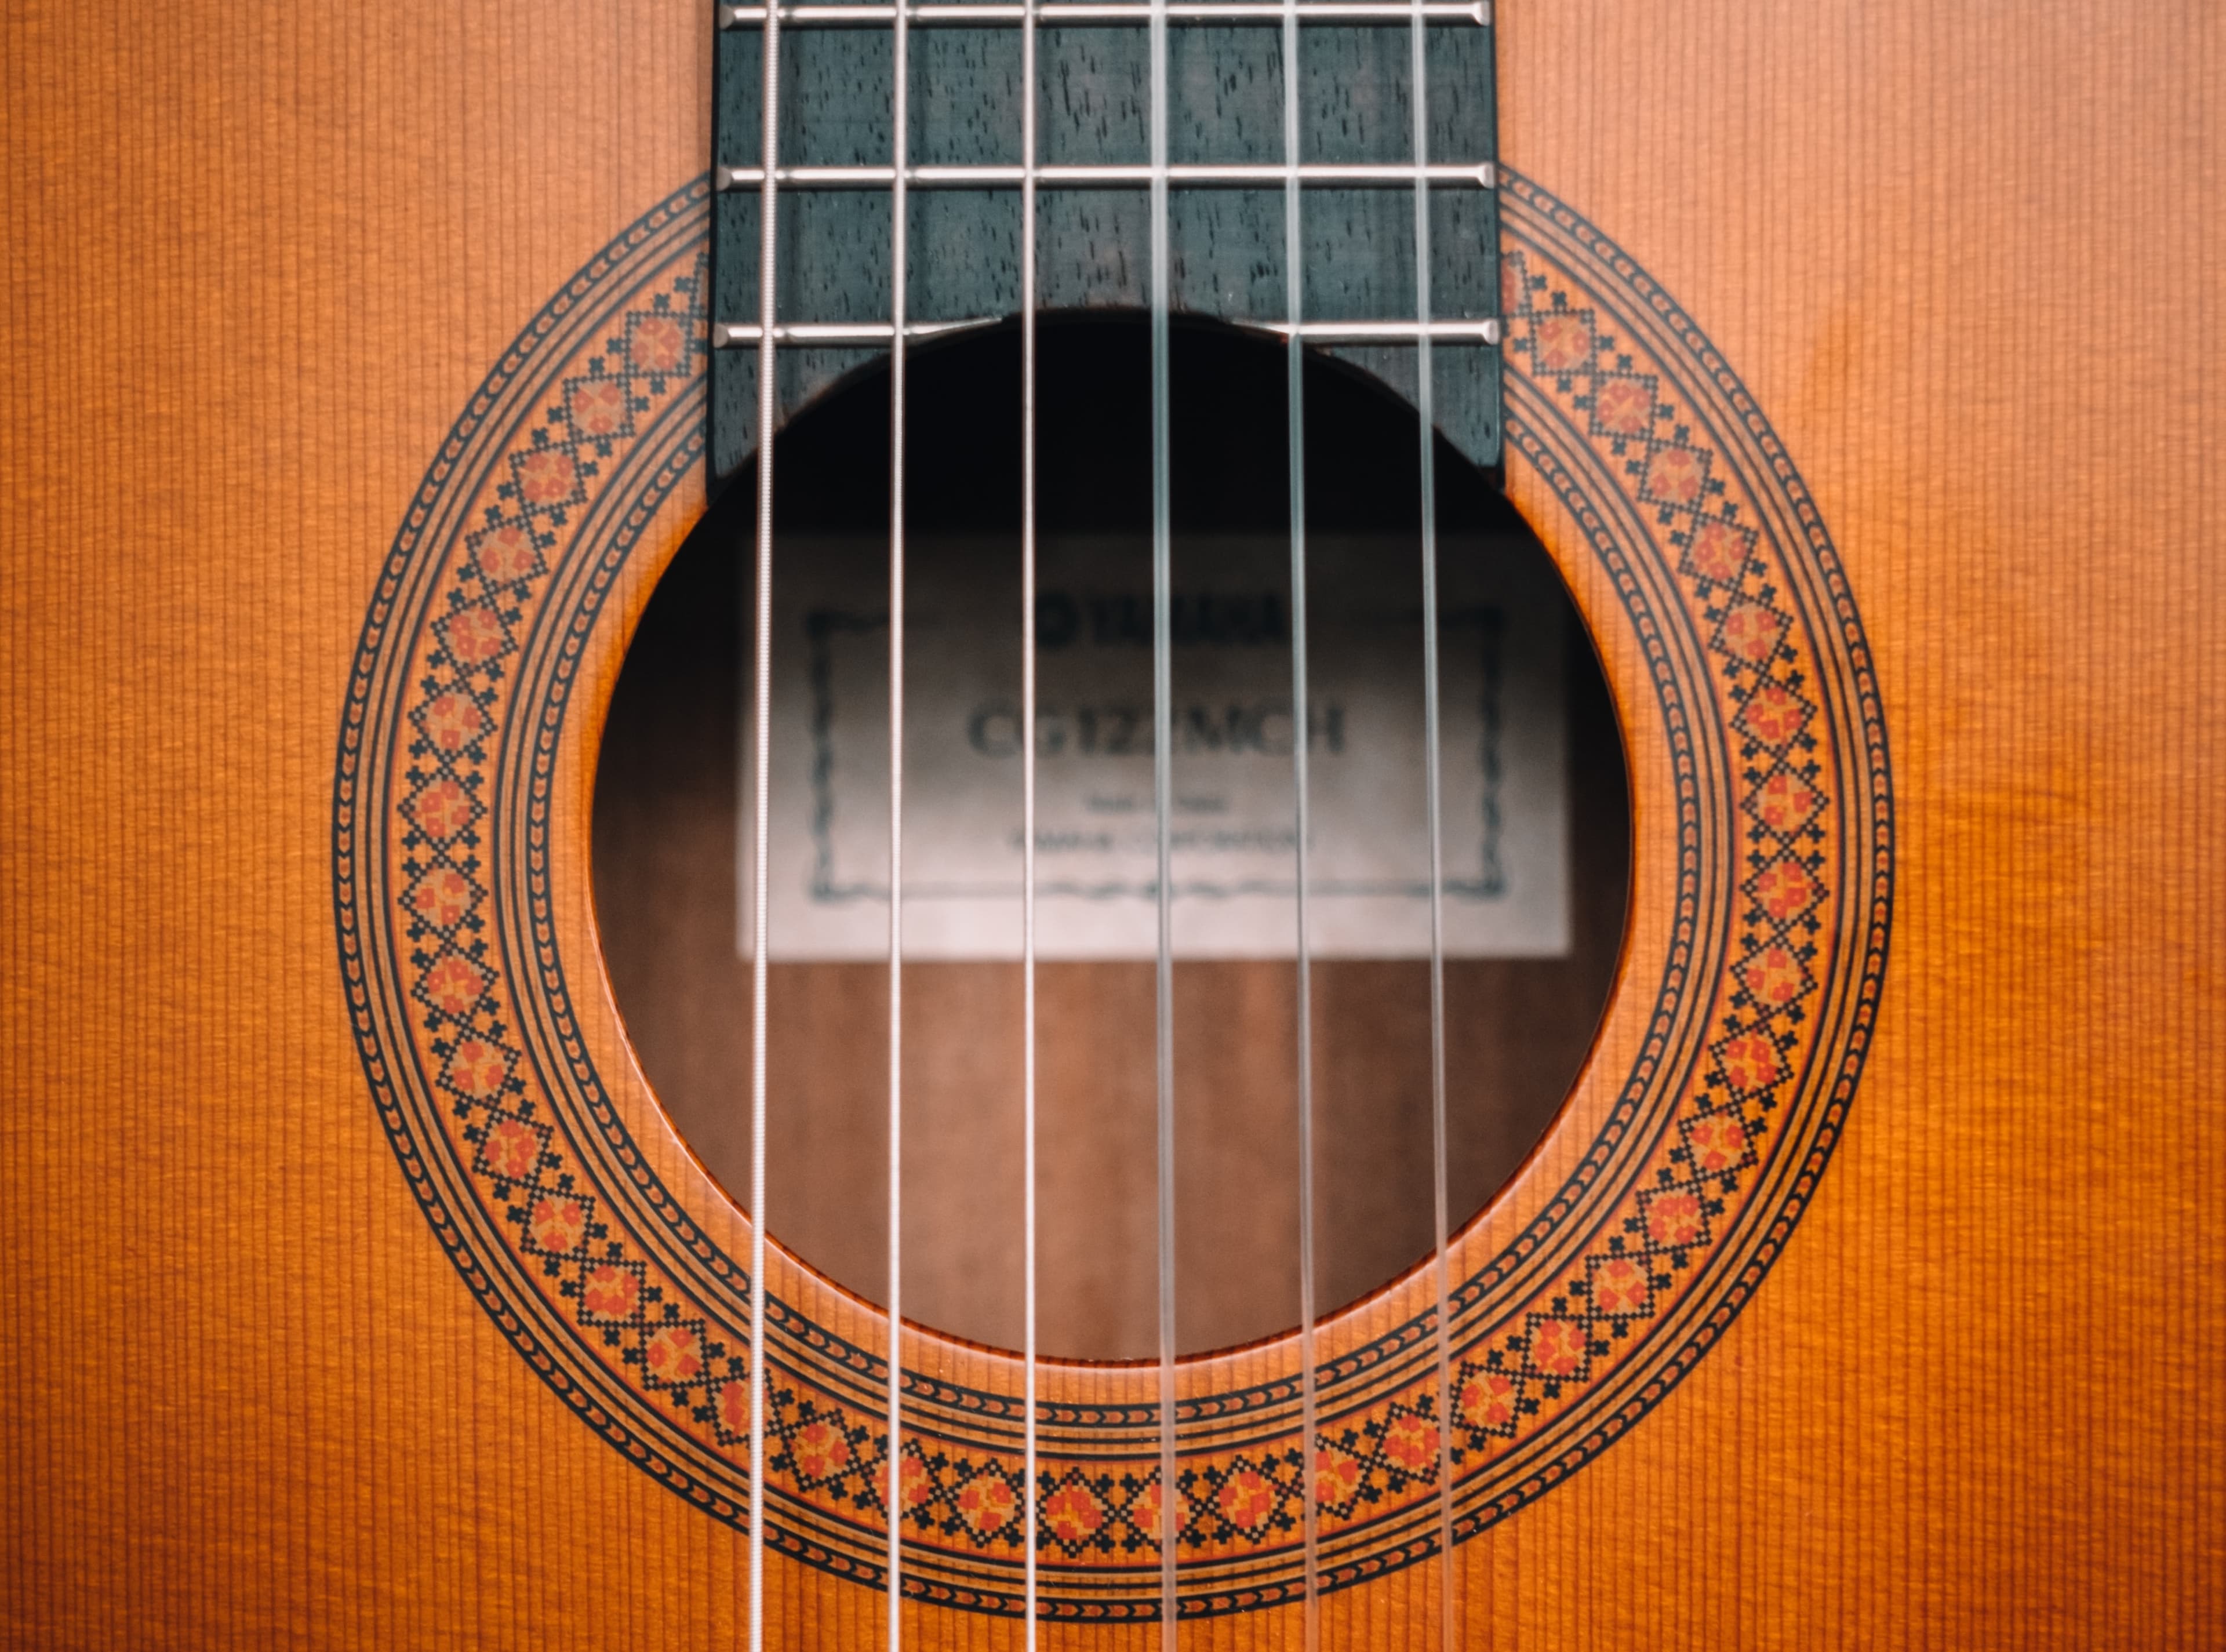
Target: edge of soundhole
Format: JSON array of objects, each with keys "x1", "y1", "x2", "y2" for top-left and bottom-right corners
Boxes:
[{"x1": 591, "y1": 314, "x2": 1631, "y2": 1361}]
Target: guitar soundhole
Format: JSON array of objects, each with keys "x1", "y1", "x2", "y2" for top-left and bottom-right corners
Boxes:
[{"x1": 592, "y1": 315, "x2": 1628, "y2": 1360}]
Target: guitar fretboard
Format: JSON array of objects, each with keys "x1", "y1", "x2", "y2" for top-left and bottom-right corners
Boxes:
[{"x1": 708, "y1": 0, "x2": 1503, "y2": 473}]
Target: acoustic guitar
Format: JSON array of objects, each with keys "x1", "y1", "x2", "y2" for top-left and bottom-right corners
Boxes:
[{"x1": 3, "y1": 2, "x2": 2216, "y2": 1649}]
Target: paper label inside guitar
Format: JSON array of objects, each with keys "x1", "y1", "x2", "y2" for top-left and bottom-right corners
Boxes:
[{"x1": 740, "y1": 530, "x2": 1571, "y2": 958}]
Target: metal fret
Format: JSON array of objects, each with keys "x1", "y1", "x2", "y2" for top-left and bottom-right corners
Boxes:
[
  {"x1": 714, "y1": 161, "x2": 1496, "y2": 190},
  {"x1": 720, "y1": 2, "x2": 1488, "y2": 27},
  {"x1": 1269, "y1": 318, "x2": 1501, "y2": 343},
  {"x1": 708, "y1": 319, "x2": 997, "y2": 347},
  {"x1": 711, "y1": 317, "x2": 1500, "y2": 347}
]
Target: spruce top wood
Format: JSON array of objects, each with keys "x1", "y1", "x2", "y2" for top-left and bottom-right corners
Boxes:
[{"x1": 2, "y1": 2, "x2": 2219, "y2": 1649}]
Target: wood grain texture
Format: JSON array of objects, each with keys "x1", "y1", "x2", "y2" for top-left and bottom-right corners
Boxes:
[{"x1": 2, "y1": 3, "x2": 2221, "y2": 1650}]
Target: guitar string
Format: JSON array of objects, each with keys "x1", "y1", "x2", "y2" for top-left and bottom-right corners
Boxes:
[
  {"x1": 1407, "y1": 4, "x2": 1460, "y2": 1647},
  {"x1": 1148, "y1": 0, "x2": 1178, "y2": 1631},
  {"x1": 740, "y1": 19, "x2": 1472, "y2": 1646},
  {"x1": 746, "y1": 0, "x2": 783, "y2": 1646},
  {"x1": 888, "y1": 0, "x2": 912, "y2": 1638},
  {"x1": 1279, "y1": 5, "x2": 1320, "y2": 1650},
  {"x1": 1020, "y1": 0, "x2": 1042, "y2": 1639}
]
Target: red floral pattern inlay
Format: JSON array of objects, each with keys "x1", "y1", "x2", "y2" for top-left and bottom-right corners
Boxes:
[
  {"x1": 1045, "y1": 1484, "x2": 1105, "y2": 1544},
  {"x1": 648, "y1": 1325, "x2": 705, "y2": 1383},
  {"x1": 1532, "y1": 312, "x2": 1595, "y2": 372},
  {"x1": 1738, "y1": 942, "x2": 1808, "y2": 1007},
  {"x1": 1591, "y1": 1257, "x2": 1648, "y2": 1315},
  {"x1": 1527, "y1": 1319, "x2": 1587, "y2": 1377},
  {"x1": 900, "y1": 1454, "x2": 933, "y2": 1512},
  {"x1": 628, "y1": 314, "x2": 686, "y2": 373},
  {"x1": 1738, "y1": 683, "x2": 1811, "y2": 746},
  {"x1": 1755, "y1": 770, "x2": 1821, "y2": 834},
  {"x1": 439, "y1": 605, "x2": 507, "y2": 667},
  {"x1": 1718, "y1": 602, "x2": 1785, "y2": 663},
  {"x1": 1592, "y1": 376, "x2": 1654, "y2": 435},
  {"x1": 1380, "y1": 1414, "x2": 1438, "y2": 1473},
  {"x1": 581, "y1": 1264, "x2": 639, "y2": 1320},
  {"x1": 1643, "y1": 446, "x2": 1707, "y2": 505},
  {"x1": 406, "y1": 781, "x2": 472, "y2": 843},
  {"x1": 529, "y1": 1196, "x2": 588, "y2": 1255},
  {"x1": 1755, "y1": 858, "x2": 1818, "y2": 922},
  {"x1": 1219, "y1": 1469, "x2": 1275, "y2": 1532},
  {"x1": 959, "y1": 1472, "x2": 1020, "y2": 1536},
  {"x1": 1461, "y1": 1373, "x2": 1515, "y2": 1431},
  {"x1": 1134, "y1": 1482, "x2": 1185, "y2": 1542},
  {"x1": 1685, "y1": 1114, "x2": 1747, "y2": 1174},
  {"x1": 475, "y1": 524, "x2": 540, "y2": 583},
  {"x1": 450, "y1": 1043, "x2": 514, "y2": 1107},
  {"x1": 420, "y1": 691, "x2": 485, "y2": 754},
  {"x1": 1685, "y1": 521, "x2": 1752, "y2": 583},
  {"x1": 1718, "y1": 1032, "x2": 1783, "y2": 1094},
  {"x1": 567, "y1": 378, "x2": 628, "y2": 437},
  {"x1": 792, "y1": 1418, "x2": 850, "y2": 1480},
  {"x1": 1314, "y1": 1447, "x2": 1362, "y2": 1508},
  {"x1": 405, "y1": 866, "x2": 472, "y2": 927},
  {"x1": 1643, "y1": 1191, "x2": 1704, "y2": 1248},
  {"x1": 514, "y1": 449, "x2": 577, "y2": 506},
  {"x1": 420, "y1": 955, "x2": 487, "y2": 1015}
]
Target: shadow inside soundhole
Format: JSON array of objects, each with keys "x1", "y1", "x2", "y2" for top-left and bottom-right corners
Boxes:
[{"x1": 592, "y1": 315, "x2": 1629, "y2": 1360}]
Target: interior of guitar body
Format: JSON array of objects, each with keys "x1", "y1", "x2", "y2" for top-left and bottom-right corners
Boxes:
[{"x1": 592, "y1": 315, "x2": 1629, "y2": 1360}]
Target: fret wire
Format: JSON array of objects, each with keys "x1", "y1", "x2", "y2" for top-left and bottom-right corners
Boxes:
[
  {"x1": 1409, "y1": 0, "x2": 1460, "y2": 1645},
  {"x1": 887, "y1": 0, "x2": 911, "y2": 1638},
  {"x1": 745, "y1": 0, "x2": 784, "y2": 1647},
  {"x1": 714, "y1": 161, "x2": 1496, "y2": 188},
  {"x1": 711, "y1": 318, "x2": 1501, "y2": 347},
  {"x1": 712, "y1": 319, "x2": 1001, "y2": 345},
  {"x1": 1148, "y1": 0, "x2": 1177, "y2": 1630},
  {"x1": 1282, "y1": 0, "x2": 1320, "y2": 1643},
  {"x1": 1020, "y1": 0, "x2": 1041, "y2": 1636},
  {"x1": 721, "y1": 2, "x2": 1490, "y2": 27}
]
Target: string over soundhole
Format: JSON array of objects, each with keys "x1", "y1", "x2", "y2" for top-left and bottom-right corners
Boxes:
[{"x1": 593, "y1": 318, "x2": 1629, "y2": 1359}]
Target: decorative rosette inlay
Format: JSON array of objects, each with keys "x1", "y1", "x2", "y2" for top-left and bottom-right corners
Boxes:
[{"x1": 334, "y1": 170, "x2": 1892, "y2": 1620}]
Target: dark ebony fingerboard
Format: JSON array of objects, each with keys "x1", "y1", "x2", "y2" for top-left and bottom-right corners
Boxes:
[{"x1": 708, "y1": 4, "x2": 1502, "y2": 479}]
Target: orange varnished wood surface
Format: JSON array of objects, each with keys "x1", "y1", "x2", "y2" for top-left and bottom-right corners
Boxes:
[{"x1": 3, "y1": 2, "x2": 2223, "y2": 1647}]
